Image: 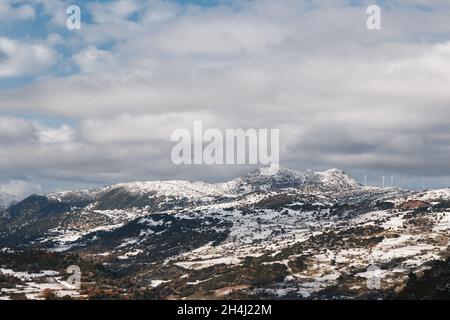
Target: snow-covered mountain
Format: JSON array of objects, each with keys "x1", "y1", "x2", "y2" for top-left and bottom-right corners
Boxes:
[
  {"x1": 41, "y1": 165, "x2": 362, "y2": 204},
  {"x1": 237, "y1": 166, "x2": 361, "y2": 193},
  {"x1": 0, "y1": 193, "x2": 17, "y2": 211},
  {"x1": 0, "y1": 166, "x2": 449, "y2": 300}
]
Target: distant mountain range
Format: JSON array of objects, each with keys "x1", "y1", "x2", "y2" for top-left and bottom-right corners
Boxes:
[{"x1": 0, "y1": 166, "x2": 449, "y2": 300}]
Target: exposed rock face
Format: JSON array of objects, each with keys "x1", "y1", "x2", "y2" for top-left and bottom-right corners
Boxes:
[{"x1": 399, "y1": 200, "x2": 431, "y2": 210}]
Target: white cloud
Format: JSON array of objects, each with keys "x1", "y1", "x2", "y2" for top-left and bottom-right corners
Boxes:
[
  {"x1": 35, "y1": 0, "x2": 73, "y2": 27},
  {"x1": 147, "y1": 15, "x2": 288, "y2": 55},
  {"x1": 0, "y1": 180, "x2": 42, "y2": 199},
  {"x1": 37, "y1": 124, "x2": 75, "y2": 144},
  {"x1": 0, "y1": 37, "x2": 57, "y2": 78},
  {"x1": 0, "y1": 117, "x2": 35, "y2": 142},
  {"x1": 73, "y1": 45, "x2": 116, "y2": 73},
  {"x1": 0, "y1": 1, "x2": 35, "y2": 21},
  {"x1": 80, "y1": 112, "x2": 217, "y2": 144},
  {"x1": 88, "y1": 0, "x2": 140, "y2": 24}
]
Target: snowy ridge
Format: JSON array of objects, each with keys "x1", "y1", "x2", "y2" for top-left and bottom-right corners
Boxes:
[
  {"x1": 41, "y1": 166, "x2": 362, "y2": 202},
  {"x1": 110, "y1": 180, "x2": 240, "y2": 198},
  {"x1": 318, "y1": 168, "x2": 361, "y2": 190}
]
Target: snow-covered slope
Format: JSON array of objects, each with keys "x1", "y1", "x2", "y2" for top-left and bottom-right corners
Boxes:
[
  {"x1": 0, "y1": 193, "x2": 17, "y2": 211},
  {"x1": 0, "y1": 166, "x2": 449, "y2": 300}
]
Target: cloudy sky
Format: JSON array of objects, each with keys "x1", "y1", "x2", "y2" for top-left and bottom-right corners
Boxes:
[{"x1": 1, "y1": 0, "x2": 450, "y2": 197}]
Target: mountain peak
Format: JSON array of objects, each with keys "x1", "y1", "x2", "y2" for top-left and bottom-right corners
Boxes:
[
  {"x1": 318, "y1": 168, "x2": 360, "y2": 190},
  {"x1": 257, "y1": 164, "x2": 282, "y2": 176},
  {"x1": 238, "y1": 166, "x2": 359, "y2": 192}
]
